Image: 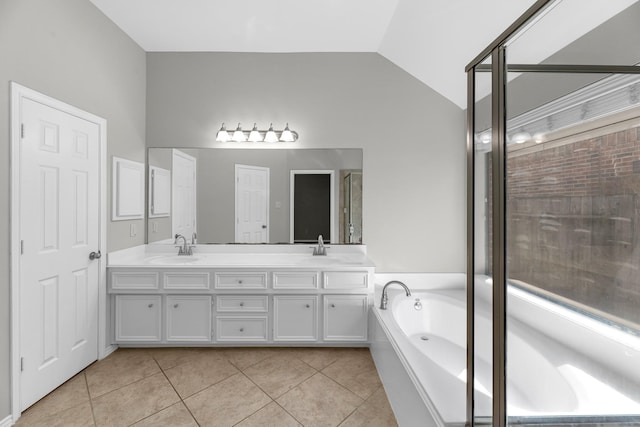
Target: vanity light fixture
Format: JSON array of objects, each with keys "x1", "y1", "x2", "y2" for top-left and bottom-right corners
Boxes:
[
  {"x1": 231, "y1": 123, "x2": 247, "y2": 142},
  {"x1": 215, "y1": 122, "x2": 298, "y2": 142},
  {"x1": 248, "y1": 123, "x2": 262, "y2": 142},
  {"x1": 264, "y1": 123, "x2": 279, "y2": 143},
  {"x1": 280, "y1": 123, "x2": 295, "y2": 142},
  {"x1": 215, "y1": 123, "x2": 231, "y2": 142}
]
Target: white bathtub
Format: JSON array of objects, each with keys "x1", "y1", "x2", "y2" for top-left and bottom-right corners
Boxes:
[{"x1": 370, "y1": 274, "x2": 640, "y2": 426}]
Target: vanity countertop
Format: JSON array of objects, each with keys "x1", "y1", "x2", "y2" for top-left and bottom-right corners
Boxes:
[{"x1": 108, "y1": 244, "x2": 375, "y2": 269}]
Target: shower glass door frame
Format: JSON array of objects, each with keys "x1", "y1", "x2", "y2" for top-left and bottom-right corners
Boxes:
[{"x1": 466, "y1": 1, "x2": 640, "y2": 425}]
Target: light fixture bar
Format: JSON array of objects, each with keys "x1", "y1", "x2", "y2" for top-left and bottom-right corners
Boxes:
[{"x1": 215, "y1": 123, "x2": 298, "y2": 142}]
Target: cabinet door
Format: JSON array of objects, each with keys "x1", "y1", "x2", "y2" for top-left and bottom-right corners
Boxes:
[
  {"x1": 166, "y1": 296, "x2": 212, "y2": 342},
  {"x1": 323, "y1": 295, "x2": 368, "y2": 341},
  {"x1": 273, "y1": 296, "x2": 318, "y2": 341},
  {"x1": 115, "y1": 295, "x2": 161, "y2": 342}
]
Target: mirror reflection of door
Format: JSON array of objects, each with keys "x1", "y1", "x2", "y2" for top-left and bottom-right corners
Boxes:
[
  {"x1": 172, "y1": 149, "x2": 197, "y2": 240},
  {"x1": 342, "y1": 171, "x2": 362, "y2": 244},
  {"x1": 290, "y1": 170, "x2": 335, "y2": 243},
  {"x1": 235, "y1": 164, "x2": 269, "y2": 243}
]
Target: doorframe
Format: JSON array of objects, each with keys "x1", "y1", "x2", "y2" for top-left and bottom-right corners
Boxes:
[
  {"x1": 235, "y1": 164, "x2": 271, "y2": 243},
  {"x1": 9, "y1": 82, "x2": 109, "y2": 420},
  {"x1": 289, "y1": 170, "x2": 335, "y2": 244},
  {"x1": 171, "y1": 149, "x2": 197, "y2": 239}
]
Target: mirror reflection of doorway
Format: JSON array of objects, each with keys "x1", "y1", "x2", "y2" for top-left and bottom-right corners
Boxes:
[
  {"x1": 290, "y1": 170, "x2": 335, "y2": 243},
  {"x1": 172, "y1": 149, "x2": 197, "y2": 240},
  {"x1": 342, "y1": 171, "x2": 362, "y2": 244}
]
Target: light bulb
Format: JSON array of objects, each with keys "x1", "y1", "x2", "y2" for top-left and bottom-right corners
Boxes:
[
  {"x1": 215, "y1": 123, "x2": 230, "y2": 142},
  {"x1": 248, "y1": 123, "x2": 262, "y2": 142},
  {"x1": 279, "y1": 123, "x2": 295, "y2": 142},
  {"x1": 264, "y1": 123, "x2": 278, "y2": 143},
  {"x1": 231, "y1": 123, "x2": 246, "y2": 142}
]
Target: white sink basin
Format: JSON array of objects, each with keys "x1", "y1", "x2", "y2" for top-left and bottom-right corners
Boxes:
[{"x1": 148, "y1": 255, "x2": 202, "y2": 265}]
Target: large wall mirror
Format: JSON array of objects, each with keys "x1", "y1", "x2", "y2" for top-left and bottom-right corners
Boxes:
[{"x1": 147, "y1": 148, "x2": 363, "y2": 245}]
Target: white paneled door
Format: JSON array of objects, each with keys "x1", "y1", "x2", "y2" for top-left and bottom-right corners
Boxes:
[
  {"x1": 235, "y1": 164, "x2": 269, "y2": 243},
  {"x1": 19, "y1": 98, "x2": 100, "y2": 410}
]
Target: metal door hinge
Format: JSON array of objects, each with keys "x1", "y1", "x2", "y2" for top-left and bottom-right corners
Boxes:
[
  {"x1": 20, "y1": 357, "x2": 24, "y2": 372},
  {"x1": 20, "y1": 124, "x2": 25, "y2": 139},
  {"x1": 20, "y1": 240, "x2": 24, "y2": 255}
]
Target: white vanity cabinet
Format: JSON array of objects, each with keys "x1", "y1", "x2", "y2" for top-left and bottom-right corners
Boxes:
[
  {"x1": 273, "y1": 296, "x2": 318, "y2": 341},
  {"x1": 323, "y1": 295, "x2": 369, "y2": 341},
  {"x1": 166, "y1": 295, "x2": 212, "y2": 342},
  {"x1": 115, "y1": 295, "x2": 162, "y2": 342},
  {"x1": 108, "y1": 263, "x2": 374, "y2": 346}
]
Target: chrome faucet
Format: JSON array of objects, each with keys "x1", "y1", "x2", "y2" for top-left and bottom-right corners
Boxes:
[
  {"x1": 174, "y1": 234, "x2": 193, "y2": 256},
  {"x1": 379, "y1": 280, "x2": 411, "y2": 310},
  {"x1": 312, "y1": 235, "x2": 327, "y2": 256}
]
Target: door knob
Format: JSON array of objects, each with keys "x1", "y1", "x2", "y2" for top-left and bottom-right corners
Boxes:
[
  {"x1": 262, "y1": 225, "x2": 267, "y2": 229},
  {"x1": 89, "y1": 251, "x2": 101, "y2": 260}
]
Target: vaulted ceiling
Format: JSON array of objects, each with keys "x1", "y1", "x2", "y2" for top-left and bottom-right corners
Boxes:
[{"x1": 89, "y1": 0, "x2": 637, "y2": 108}]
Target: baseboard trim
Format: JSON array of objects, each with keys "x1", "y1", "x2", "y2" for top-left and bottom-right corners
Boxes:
[
  {"x1": 101, "y1": 344, "x2": 118, "y2": 360},
  {"x1": 0, "y1": 414, "x2": 14, "y2": 427}
]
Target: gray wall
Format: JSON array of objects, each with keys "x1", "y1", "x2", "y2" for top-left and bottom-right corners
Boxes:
[
  {"x1": 0, "y1": 0, "x2": 146, "y2": 419},
  {"x1": 146, "y1": 52, "x2": 466, "y2": 272}
]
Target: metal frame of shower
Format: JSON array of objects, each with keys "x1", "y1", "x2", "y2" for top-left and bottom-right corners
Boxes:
[{"x1": 465, "y1": 1, "x2": 640, "y2": 426}]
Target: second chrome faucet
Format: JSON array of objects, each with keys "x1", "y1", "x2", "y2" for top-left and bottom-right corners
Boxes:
[
  {"x1": 379, "y1": 280, "x2": 411, "y2": 310},
  {"x1": 174, "y1": 233, "x2": 194, "y2": 256}
]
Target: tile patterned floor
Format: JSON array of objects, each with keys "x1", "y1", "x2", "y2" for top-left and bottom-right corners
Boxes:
[{"x1": 16, "y1": 347, "x2": 398, "y2": 427}]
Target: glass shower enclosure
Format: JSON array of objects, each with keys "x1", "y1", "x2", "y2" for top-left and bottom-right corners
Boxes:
[{"x1": 466, "y1": 1, "x2": 640, "y2": 425}]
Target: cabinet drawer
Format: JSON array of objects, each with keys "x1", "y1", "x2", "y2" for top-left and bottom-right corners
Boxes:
[
  {"x1": 217, "y1": 296, "x2": 268, "y2": 312},
  {"x1": 164, "y1": 272, "x2": 210, "y2": 290},
  {"x1": 115, "y1": 295, "x2": 161, "y2": 342},
  {"x1": 214, "y1": 272, "x2": 268, "y2": 289},
  {"x1": 216, "y1": 317, "x2": 268, "y2": 342},
  {"x1": 323, "y1": 271, "x2": 369, "y2": 289},
  {"x1": 273, "y1": 271, "x2": 319, "y2": 289},
  {"x1": 111, "y1": 272, "x2": 159, "y2": 290}
]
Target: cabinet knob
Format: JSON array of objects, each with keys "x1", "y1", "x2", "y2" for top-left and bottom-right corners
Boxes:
[
  {"x1": 148, "y1": 303, "x2": 153, "y2": 308},
  {"x1": 331, "y1": 304, "x2": 336, "y2": 308},
  {"x1": 239, "y1": 327, "x2": 244, "y2": 332},
  {"x1": 238, "y1": 280, "x2": 243, "y2": 284},
  {"x1": 239, "y1": 302, "x2": 244, "y2": 307},
  {"x1": 305, "y1": 304, "x2": 310, "y2": 308},
  {"x1": 173, "y1": 304, "x2": 179, "y2": 308}
]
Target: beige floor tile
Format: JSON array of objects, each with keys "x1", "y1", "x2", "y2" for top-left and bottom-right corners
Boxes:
[
  {"x1": 321, "y1": 350, "x2": 381, "y2": 399},
  {"x1": 163, "y1": 354, "x2": 239, "y2": 398},
  {"x1": 244, "y1": 354, "x2": 316, "y2": 398},
  {"x1": 85, "y1": 348, "x2": 160, "y2": 398},
  {"x1": 185, "y1": 373, "x2": 272, "y2": 427},
  {"x1": 92, "y1": 372, "x2": 180, "y2": 427},
  {"x1": 277, "y1": 373, "x2": 363, "y2": 427},
  {"x1": 223, "y1": 347, "x2": 279, "y2": 370},
  {"x1": 132, "y1": 402, "x2": 198, "y2": 426},
  {"x1": 292, "y1": 348, "x2": 356, "y2": 370},
  {"x1": 16, "y1": 400, "x2": 94, "y2": 427},
  {"x1": 17, "y1": 372, "x2": 89, "y2": 423},
  {"x1": 150, "y1": 347, "x2": 221, "y2": 370},
  {"x1": 235, "y1": 401, "x2": 302, "y2": 427},
  {"x1": 339, "y1": 387, "x2": 398, "y2": 427}
]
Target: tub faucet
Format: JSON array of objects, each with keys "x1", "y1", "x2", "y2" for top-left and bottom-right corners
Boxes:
[
  {"x1": 379, "y1": 280, "x2": 411, "y2": 310},
  {"x1": 174, "y1": 234, "x2": 193, "y2": 256},
  {"x1": 312, "y1": 235, "x2": 327, "y2": 256}
]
